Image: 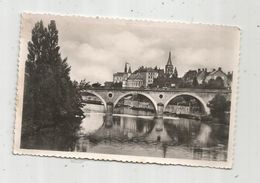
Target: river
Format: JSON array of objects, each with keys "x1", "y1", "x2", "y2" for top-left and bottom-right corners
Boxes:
[{"x1": 75, "y1": 104, "x2": 229, "y2": 161}]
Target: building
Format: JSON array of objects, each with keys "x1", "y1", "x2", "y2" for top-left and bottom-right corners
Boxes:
[
  {"x1": 128, "y1": 66, "x2": 166, "y2": 87},
  {"x1": 113, "y1": 62, "x2": 132, "y2": 87},
  {"x1": 182, "y1": 70, "x2": 198, "y2": 85},
  {"x1": 182, "y1": 67, "x2": 232, "y2": 88},
  {"x1": 139, "y1": 67, "x2": 159, "y2": 87},
  {"x1": 113, "y1": 72, "x2": 128, "y2": 83},
  {"x1": 126, "y1": 73, "x2": 144, "y2": 88},
  {"x1": 112, "y1": 50, "x2": 179, "y2": 88},
  {"x1": 155, "y1": 66, "x2": 165, "y2": 77},
  {"x1": 132, "y1": 51, "x2": 178, "y2": 88},
  {"x1": 196, "y1": 68, "x2": 208, "y2": 84},
  {"x1": 104, "y1": 81, "x2": 113, "y2": 88},
  {"x1": 204, "y1": 67, "x2": 230, "y2": 87}
]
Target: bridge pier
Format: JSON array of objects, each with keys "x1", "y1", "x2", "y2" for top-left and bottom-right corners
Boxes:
[
  {"x1": 106, "y1": 102, "x2": 114, "y2": 114},
  {"x1": 156, "y1": 103, "x2": 164, "y2": 117},
  {"x1": 104, "y1": 113, "x2": 113, "y2": 128}
]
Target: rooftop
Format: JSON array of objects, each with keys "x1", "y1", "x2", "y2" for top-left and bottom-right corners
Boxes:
[
  {"x1": 128, "y1": 73, "x2": 143, "y2": 80},
  {"x1": 113, "y1": 72, "x2": 127, "y2": 76}
]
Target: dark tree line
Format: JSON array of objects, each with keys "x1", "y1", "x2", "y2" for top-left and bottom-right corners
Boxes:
[{"x1": 21, "y1": 20, "x2": 85, "y2": 150}]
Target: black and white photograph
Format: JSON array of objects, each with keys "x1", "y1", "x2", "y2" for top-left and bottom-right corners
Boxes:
[{"x1": 14, "y1": 13, "x2": 240, "y2": 168}]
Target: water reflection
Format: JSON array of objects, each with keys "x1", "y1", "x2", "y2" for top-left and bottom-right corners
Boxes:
[{"x1": 75, "y1": 105, "x2": 229, "y2": 161}]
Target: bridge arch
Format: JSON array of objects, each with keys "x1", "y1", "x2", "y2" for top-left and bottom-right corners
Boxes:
[
  {"x1": 83, "y1": 90, "x2": 107, "y2": 110},
  {"x1": 113, "y1": 92, "x2": 158, "y2": 112},
  {"x1": 163, "y1": 93, "x2": 210, "y2": 114}
]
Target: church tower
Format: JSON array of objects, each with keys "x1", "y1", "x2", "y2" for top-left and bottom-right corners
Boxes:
[{"x1": 165, "y1": 51, "x2": 174, "y2": 75}]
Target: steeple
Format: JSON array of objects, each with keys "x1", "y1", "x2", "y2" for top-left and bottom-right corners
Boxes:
[
  {"x1": 165, "y1": 51, "x2": 174, "y2": 76},
  {"x1": 166, "y1": 51, "x2": 173, "y2": 66},
  {"x1": 124, "y1": 62, "x2": 127, "y2": 73}
]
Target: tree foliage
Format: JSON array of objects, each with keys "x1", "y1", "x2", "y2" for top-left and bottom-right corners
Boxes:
[
  {"x1": 207, "y1": 77, "x2": 225, "y2": 89},
  {"x1": 207, "y1": 94, "x2": 230, "y2": 121},
  {"x1": 173, "y1": 67, "x2": 178, "y2": 78},
  {"x1": 78, "y1": 79, "x2": 91, "y2": 90},
  {"x1": 92, "y1": 82, "x2": 102, "y2": 87},
  {"x1": 21, "y1": 20, "x2": 85, "y2": 150}
]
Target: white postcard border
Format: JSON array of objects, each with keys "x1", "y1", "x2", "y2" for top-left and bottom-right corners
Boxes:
[{"x1": 13, "y1": 12, "x2": 240, "y2": 169}]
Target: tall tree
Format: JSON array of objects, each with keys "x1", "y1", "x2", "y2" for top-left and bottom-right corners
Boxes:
[
  {"x1": 21, "y1": 20, "x2": 85, "y2": 150},
  {"x1": 173, "y1": 67, "x2": 178, "y2": 78}
]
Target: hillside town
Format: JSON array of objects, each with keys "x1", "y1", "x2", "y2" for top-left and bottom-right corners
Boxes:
[{"x1": 103, "y1": 51, "x2": 233, "y2": 90}]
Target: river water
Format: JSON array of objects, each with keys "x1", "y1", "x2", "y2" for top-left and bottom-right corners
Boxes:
[{"x1": 75, "y1": 104, "x2": 229, "y2": 161}]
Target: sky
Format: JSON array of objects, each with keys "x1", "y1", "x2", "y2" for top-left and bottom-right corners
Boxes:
[{"x1": 20, "y1": 13, "x2": 240, "y2": 83}]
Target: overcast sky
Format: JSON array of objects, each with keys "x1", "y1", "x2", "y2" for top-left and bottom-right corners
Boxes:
[{"x1": 20, "y1": 14, "x2": 240, "y2": 83}]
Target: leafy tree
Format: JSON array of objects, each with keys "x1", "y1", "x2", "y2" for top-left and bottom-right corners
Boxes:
[
  {"x1": 207, "y1": 79, "x2": 215, "y2": 88},
  {"x1": 207, "y1": 94, "x2": 230, "y2": 121},
  {"x1": 21, "y1": 20, "x2": 85, "y2": 150},
  {"x1": 207, "y1": 77, "x2": 225, "y2": 89},
  {"x1": 215, "y1": 77, "x2": 225, "y2": 88}
]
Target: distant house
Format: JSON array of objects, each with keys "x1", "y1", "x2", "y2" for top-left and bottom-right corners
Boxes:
[
  {"x1": 126, "y1": 73, "x2": 144, "y2": 88},
  {"x1": 136, "y1": 67, "x2": 159, "y2": 87},
  {"x1": 104, "y1": 81, "x2": 113, "y2": 88},
  {"x1": 196, "y1": 68, "x2": 208, "y2": 84},
  {"x1": 182, "y1": 67, "x2": 232, "y2": 89},
  {"x1": 113, "y1": 63, "x2": 132, "y2": 87},
  {"x1": 113, "y1": 72, "x2": 128, "y2": 83},
  {"x1": 182, "y1": 70, "x2": 198, "y2": 85},
  {"x1": 204, "y1": 67, "x2": 230, "y2": 87}
]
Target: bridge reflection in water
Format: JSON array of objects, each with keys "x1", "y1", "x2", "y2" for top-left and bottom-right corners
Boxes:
[{"x1": 75, "y1": 104, "x2": 229, "y2": 161}]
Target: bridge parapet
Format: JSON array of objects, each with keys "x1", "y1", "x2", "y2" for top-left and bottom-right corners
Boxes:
[{"x1": 85, "y1": 87, "x2": 231, "y2": 94}]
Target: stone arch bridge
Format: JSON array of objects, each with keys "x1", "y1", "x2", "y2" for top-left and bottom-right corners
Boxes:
[{"x1": 82, "y1": 88, "x2": 231, "y2": 116}]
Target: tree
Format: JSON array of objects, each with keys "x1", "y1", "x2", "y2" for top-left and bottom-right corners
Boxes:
[
  {"x1": 207, "y1": 94, "x2": 230, "y2": 121},
  {"x1": 215, "y1": 77, "x2": 225, "y2": 88},
  {"x1": 173, "y1": 67, "x2": 178, "y2": 78},
  {"x1": 207, "y1": 79, "x2": 215, "y2": 88},
  {"x1": 207, "y1": 77, "x2": 225, "y2": 89},
  {"x1": 192, "y1": 77, "x2": 199, "y2": 87},
  {"x1": 112, "y1": 82, "x2": 122, "y2": 88},
  {"x1": 92, "y1": 82, "x2": 101, "y2": 87},
  {"x1": 78, "y1": 79, "x2": 91, "y2": 90},
  {"x1": 21, "y1": 20, "x2": 85, "y2": 150}
]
